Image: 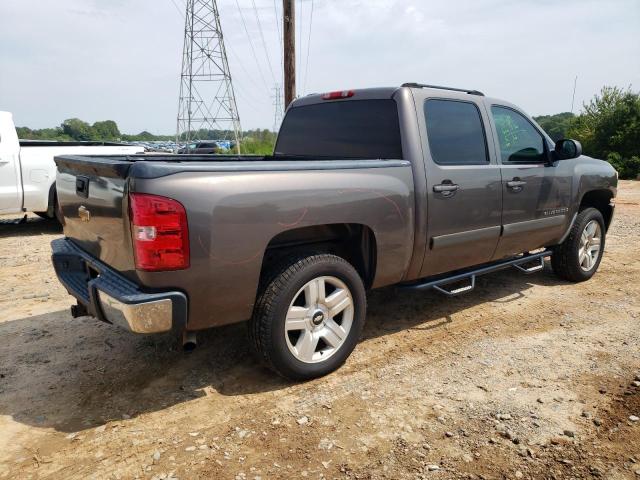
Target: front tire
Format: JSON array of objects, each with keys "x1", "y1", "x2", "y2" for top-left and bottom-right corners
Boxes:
[
  {"x1": 249, "y1": 254, "x2": 366, "y2": 380},
  {"x1": 551, "y1": 207, "x2": 606, "y2": 282}
]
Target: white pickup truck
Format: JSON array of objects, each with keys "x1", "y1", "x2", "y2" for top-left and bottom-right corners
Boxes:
[{"x1": 0, "y1": 111, "x2": 144, "y2": 219}]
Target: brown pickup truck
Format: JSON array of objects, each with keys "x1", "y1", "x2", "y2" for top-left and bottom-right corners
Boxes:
[{"x1": 52, "y1": 84, "x2": 617, "y2": 380}]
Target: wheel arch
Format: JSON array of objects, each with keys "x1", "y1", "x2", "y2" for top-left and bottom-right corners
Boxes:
[
  {"x1": 579, "y1": 189, "x2": 614, "y2": 231},
  {"x1": 260, "y1": 223, "x2": 378, "y2": 289}
]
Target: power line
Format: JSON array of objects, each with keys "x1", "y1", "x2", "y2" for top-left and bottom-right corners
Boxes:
[
  {"x1": 233, "y1": 0, "x2": 272, "y2": 95},
  {"x1": 302, "y1": 0, "x2": 314, "y2": 94},
  {"x1": 273, "y1": 1, "x2": 282, "y2": 47},
  {"x1": 273, "y1": 0, "x2": 283, "y2": 54},
  {"x1": 169, "y1": 0, "x2": 185, "y2": 17},
  {"x1": 250, "y1": 0, "x2": 277, "y2": 84},
  {"x1": 297, "y1": 0, "x2": 304, "y2": 91},
  {"x1": 273, "y1": 0, "x2": 283, "y2": 83},
  {"x1": 231, "y1": 67, "x2": 269, "y2": 106},
  {"x1": 227, "y1": 42, "x2": 270, "y2": 96}
]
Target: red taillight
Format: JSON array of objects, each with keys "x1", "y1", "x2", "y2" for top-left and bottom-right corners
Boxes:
[
  {"x1": 321, "y1": 90, "x2": 354, "y2": 100},
  {"x1": 129, "y1": 193, "x2": 190, "y2": 271}
]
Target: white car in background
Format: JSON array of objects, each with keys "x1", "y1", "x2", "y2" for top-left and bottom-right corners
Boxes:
[{"x1": 0, "y1": 111, "x2": 144, "y2": 219}]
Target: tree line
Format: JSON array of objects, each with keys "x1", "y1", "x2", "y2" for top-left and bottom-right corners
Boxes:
[
  {"x1": 15, "y1": 86, "x2": 639, "y2": 177},
  {"x1": 16, "y1": 118, "x2": 277, "y2": 155}
]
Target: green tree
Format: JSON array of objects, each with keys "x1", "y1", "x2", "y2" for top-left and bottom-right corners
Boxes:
[
  {"x1": 568, "y1": 86, "x2": 640, "y2": 159},
  {"x1": 61, "y1": 118, "x2": 93, "y2": 141},
  {"x1": 92, "y1": 120, "x2": 120, "y2": 141},
  {"x1": 533, "y1": 112, "x2": 575, "y2": 141},
  {"x1": 16, "y1": 125, "x2": 70, "y2": 141},
  {"x1": 567, "y1": 86, "x2": 640, "y2": 178}
]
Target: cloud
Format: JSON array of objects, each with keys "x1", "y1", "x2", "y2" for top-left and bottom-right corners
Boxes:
[{"x1": 0, "y1": 0, "x2": 638, "y2": 133}]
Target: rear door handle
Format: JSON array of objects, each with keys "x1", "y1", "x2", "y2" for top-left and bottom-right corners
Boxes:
[
  {"x1": 506, "y1": 179, "x2": 526, "y2": 191},
  {"x1": 433, "y1": 182, "x2": 459, "y2": 198}
]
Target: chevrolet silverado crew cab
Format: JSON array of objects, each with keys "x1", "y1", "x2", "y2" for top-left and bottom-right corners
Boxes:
[
  {"x1": 0, "y1": 111, "x2": 144, "y2": 219},
  {"x1": 51, "y1": 84, "x2": 617, "y2": 380}
]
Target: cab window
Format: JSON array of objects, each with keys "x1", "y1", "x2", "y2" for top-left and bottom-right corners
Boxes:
[
  {"x1": 275, "y1": 100, "x2": 403, "y2": 159},
  {"x1": 491, "y1": 106, "x2": 545, "y2": 163},
  {"x1": 424, "y1": 99, "x2": 489, "y2": 165}
]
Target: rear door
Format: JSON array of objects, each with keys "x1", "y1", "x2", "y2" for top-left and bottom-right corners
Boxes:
[
  {"x1": 488, "y1": 105, "x2": 572, "y2": 259},
  {"x1": 416, "y1": 93, "x2": 502, "y2": 277}
]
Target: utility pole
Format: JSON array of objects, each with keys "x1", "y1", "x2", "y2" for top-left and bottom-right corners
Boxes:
[
  {"x1": 283, "y1": 0, "x2": 295, "y2": 108},
  {"x1": 177, "y1": 0, "x2": 242, "y2": 153}
]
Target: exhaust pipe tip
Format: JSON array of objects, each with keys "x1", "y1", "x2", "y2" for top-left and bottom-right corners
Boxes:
[{"x1": 182, "y1": 330, "x2": 197, "y2": 352}]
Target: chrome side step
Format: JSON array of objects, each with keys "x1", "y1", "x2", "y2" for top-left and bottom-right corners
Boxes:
[
  {"x1": 432, "y1": 276, "x2": 476, "y2": 297},
  {"x1": 399, "y1": 250, "x2": 552, "y2": 296},
  {"x1": 513, "y1": 256, "x2": 545, "y2": 274}
]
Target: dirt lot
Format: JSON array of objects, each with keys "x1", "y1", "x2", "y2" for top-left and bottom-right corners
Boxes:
[{"x1": 1, "y1": 181, "x2": 639, "y2": 480}]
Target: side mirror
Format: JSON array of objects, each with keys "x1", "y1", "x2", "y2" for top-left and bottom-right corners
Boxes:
[{"x1": 554, "y1": 139, "x2": 582, "y2": 160}]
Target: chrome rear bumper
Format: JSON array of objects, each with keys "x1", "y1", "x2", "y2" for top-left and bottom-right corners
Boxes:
[{"x1": 51, "y1": 238, "x2": 187, "y2": 334}]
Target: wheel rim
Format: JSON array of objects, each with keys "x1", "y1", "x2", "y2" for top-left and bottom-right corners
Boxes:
[
  {"x1": 284, "y1": 276, "x2": 354, "y2": 364},
  {"x1": 579, "y1": 220, "x2": 602, "y2": 272}
]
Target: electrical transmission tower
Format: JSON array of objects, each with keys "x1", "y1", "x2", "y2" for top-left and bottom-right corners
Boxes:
[
  {"x1": 177, "y1": 0, "x2": 242, "y2": 153},
  {"x1": 272, "y1": 85, "x2": 284, "y2": 133}
]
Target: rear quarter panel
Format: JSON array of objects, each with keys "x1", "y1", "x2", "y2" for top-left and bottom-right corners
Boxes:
[{"x1": 131, "y1": 164, "x2": 415, "y2": 329}]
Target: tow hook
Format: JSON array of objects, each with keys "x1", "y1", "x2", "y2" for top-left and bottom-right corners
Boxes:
[{"x1": 182, "y1": 330, "x2": 197, "y2": 352}]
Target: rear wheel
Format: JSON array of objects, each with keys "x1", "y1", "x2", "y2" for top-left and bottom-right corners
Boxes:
[
  {"x1": 35, "y1": 188, "x2": 61, "y2": 223},
  {"x1": 249, "y1": 254, "x2": 366, "y2": 380},
  {"x1": 551, "y1": 207, "x2": 605, "y2": 282}
]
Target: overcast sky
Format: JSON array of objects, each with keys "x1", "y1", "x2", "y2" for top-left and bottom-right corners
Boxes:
[{"x1": 1, "y1": 0, "x2": 639, "y2": 134}]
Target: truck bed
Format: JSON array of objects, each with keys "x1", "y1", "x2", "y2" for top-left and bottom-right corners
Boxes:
[{"x1": 54, "y1": 153, "x2": 414, "y2": 329}]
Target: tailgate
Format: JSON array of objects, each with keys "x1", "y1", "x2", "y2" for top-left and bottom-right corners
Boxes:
[{"x1": 55, "y1": 155, "x2": 136, "y2": 274}]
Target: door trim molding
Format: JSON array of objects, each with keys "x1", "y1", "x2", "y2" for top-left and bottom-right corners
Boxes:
[
  {"x1": 431, "y1": 225, "x2": 501, "y2": 250},
  {"x1": 502, "y1": 215, "x2": 566, "y2": 237}
]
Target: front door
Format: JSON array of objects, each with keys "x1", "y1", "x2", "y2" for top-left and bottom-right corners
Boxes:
[
  {"x1": 488, "y1": 105, "x2": 572, "y2": 259},
  {"x1": 417, "y1": 95, "x2": 503, "y2": 277}
]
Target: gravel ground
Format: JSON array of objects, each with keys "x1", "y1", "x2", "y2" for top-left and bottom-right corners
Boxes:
[{"x1": 0, "y1": 181, "x2": 639, "y2": 480}]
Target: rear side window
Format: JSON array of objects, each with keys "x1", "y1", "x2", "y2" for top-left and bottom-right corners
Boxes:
[
  {"x1": 275, "y1": 100, "x2": 402, "y2": 159},
  {"x1": 424, "y1": 99, "x2": 489, "y2": 165}
]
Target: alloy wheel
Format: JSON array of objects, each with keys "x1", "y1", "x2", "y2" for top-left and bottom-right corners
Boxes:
[
  {"x1": 284, "y1": 276, "x2": 354, "y2": 363},
  {"x1": 579, "y1": 220, "x2": 602, "y2": 271}
]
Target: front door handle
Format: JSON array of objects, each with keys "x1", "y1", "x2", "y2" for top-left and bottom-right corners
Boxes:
[
  {"x1": 433, "y1": 182, "x2": 459, "y2": 197},
  {"x1": 506, "y1": 178, "x2": 526, "y2": 192}
]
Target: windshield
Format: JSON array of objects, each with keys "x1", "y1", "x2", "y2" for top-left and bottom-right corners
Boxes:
[{"x1": 275, "y1": 100, "x2": 403, "y2": 159}]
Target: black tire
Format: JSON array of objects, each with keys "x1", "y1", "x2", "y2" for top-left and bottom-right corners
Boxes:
[
  {"x1": 551, "y1": 207, "x2": 605, "y2": 282},
  {"x1": 249, "y1": 254, "x2": 366, "y2": 381},
  {"x1": 53, "y1": 191, "x2": 64, "y2": 225},
  {"x1": 35, "y1": 190, "x2": 61, "y2": 223}
]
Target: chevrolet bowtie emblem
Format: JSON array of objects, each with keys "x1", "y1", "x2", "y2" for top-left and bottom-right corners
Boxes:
[{"x1": 78, "y1": 205, "x2": 91, "y2": 222}]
